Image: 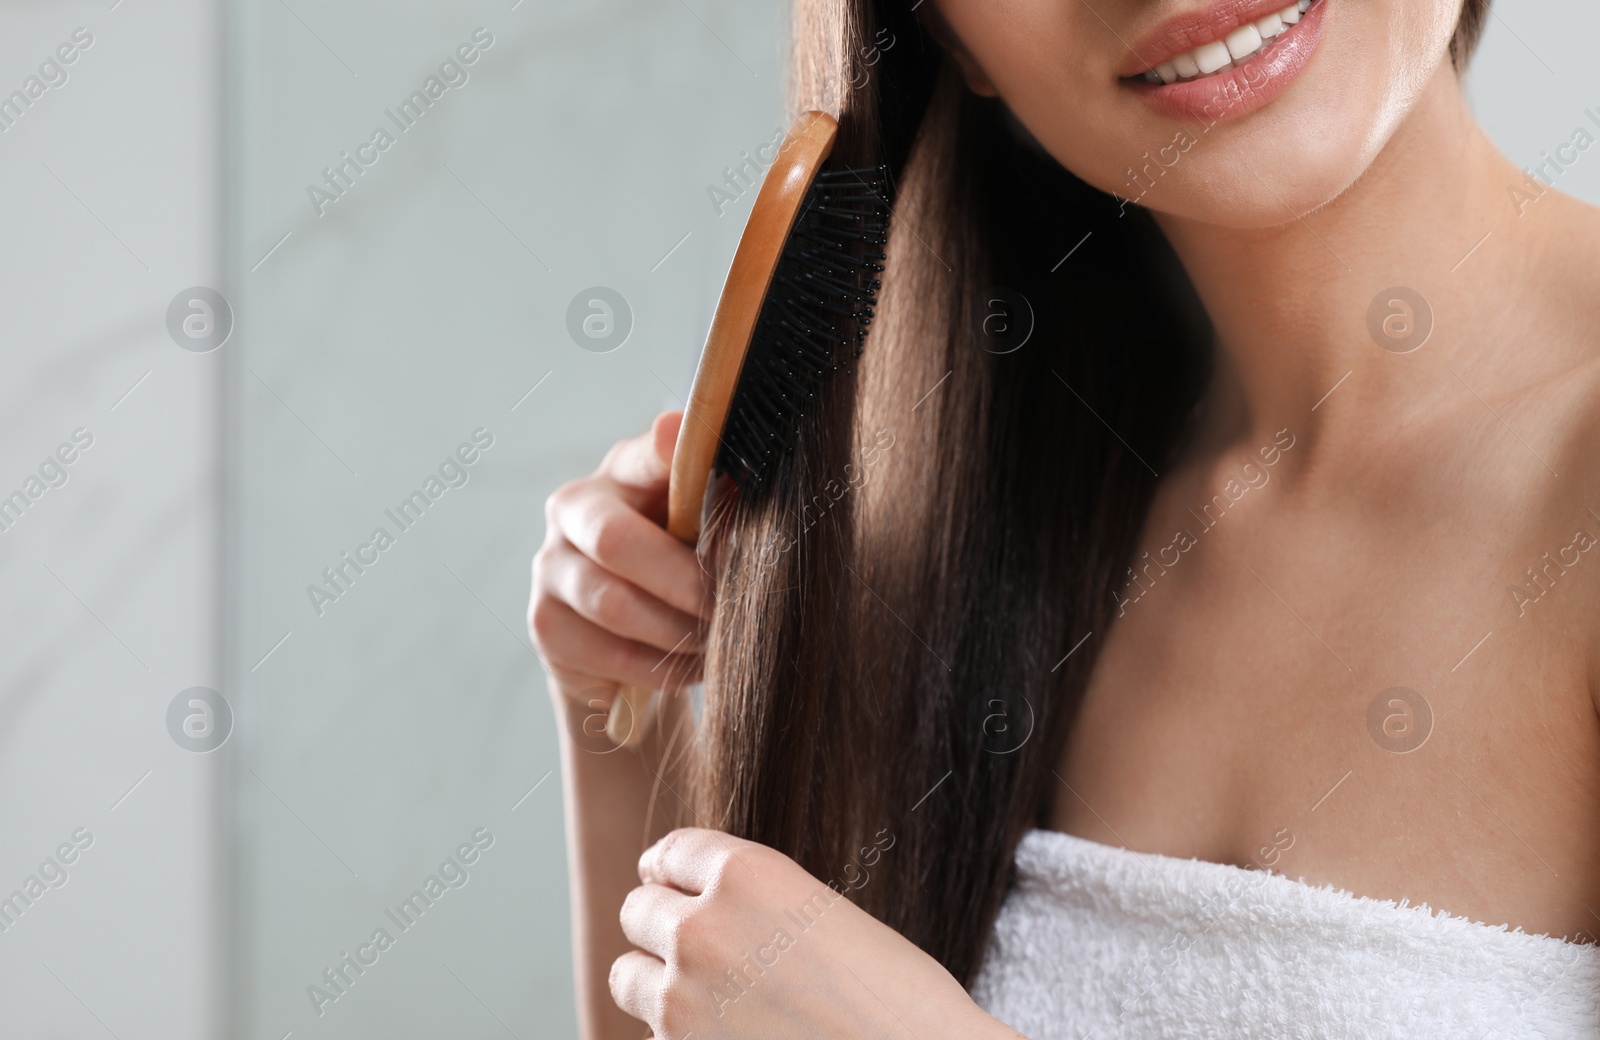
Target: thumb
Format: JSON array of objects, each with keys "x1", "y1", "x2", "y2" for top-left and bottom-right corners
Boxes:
[
  {"x1": 602, "y1": 411, "x2": 681, "y2": 496},
  {"x1": 651, "y1": 410, "x2": 683, "y2": 469}
]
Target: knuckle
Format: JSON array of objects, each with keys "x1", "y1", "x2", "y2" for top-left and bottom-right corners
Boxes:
[
  {"x1": 653, "y1": 829, "x2": 686, "y2": 866},
  {"x1": 528, "y1": 597, "x2": 560, "y2": 653},
  {"x1": 589, "y1": 514, "x2": 630, "y2": 569},
  {"x1": 544, "y1": 481, "x2": 577, "y2": 525},
  {"x1": 718, "y1": 840, "x2": 764, "y2": 876},
  {"x1": 705, "y1": 848, "x2": 739, "y2": 889},
  {"x1": 714, "y1": 844, "x2": 777, "y2": 894},
  {"x1": 530, "y1": 544, "x2": 556, "y2": 588},
  {"x1": 586, "y1": 575, "x2": 633, "y2": 631}
]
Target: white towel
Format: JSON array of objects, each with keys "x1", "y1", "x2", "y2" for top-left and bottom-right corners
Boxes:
[{"x1": 969, "y1": 828, "x2": 1600, "y2": 1039}]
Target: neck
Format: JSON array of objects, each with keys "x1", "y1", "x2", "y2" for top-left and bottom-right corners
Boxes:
[{"x1": 1153, "y1": 62, "x2": 1545, "y2": 462}]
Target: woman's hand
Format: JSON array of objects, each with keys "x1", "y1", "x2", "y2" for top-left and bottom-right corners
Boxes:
[
  {"x1": 529, "y1": 411, "x2": 710, "y2": 735},
  {"x1": 611, "y1": 828, "x2": 1024, "y2": 1040}
]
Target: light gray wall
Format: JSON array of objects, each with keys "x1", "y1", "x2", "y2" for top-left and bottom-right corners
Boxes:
[
  {"x1": 0, "y1": 1, "x2": 1595, "y2": 1039},
  {"x1": 0, "y1": 1, "x2": 223, "y2": 1038},
  {"x1": 1466, "y1": 4, "x2": 1600, "y2": 201},
  {"x1": 226, "y1": 1, "x2": 787, "y2": 1038}
]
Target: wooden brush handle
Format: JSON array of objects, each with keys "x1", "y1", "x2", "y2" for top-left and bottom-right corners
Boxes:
[
  {"x1": 605, "y1": 110, "x2": 839, "y2": 750},
  {"x1": 607, "y1": 683, "x2": 656, "y2": 748}
]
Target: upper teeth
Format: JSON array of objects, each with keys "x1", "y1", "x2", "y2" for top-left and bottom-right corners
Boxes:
[{"x1": 1144, "y1": 0, "x2": 1310, "y2": 83}]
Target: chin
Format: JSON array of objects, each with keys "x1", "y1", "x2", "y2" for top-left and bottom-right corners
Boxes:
[
  {"x1": 1136, "y1": 99, "x2": 1392, "y2": 230},
  {"x1": 1013, "y1": 0, "x2": 1451, "y2": 230}
]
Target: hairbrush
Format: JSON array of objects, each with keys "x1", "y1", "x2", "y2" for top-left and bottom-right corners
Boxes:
[{"x1": 606, "y1": 110, "x2": 889, "y2": 747}]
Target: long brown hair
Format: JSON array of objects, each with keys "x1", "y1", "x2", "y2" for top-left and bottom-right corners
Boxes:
[{"x1": 689, "y1": 0, "x2": 1494, "y2": 987}]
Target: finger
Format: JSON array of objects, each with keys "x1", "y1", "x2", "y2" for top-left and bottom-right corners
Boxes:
[
  {"x1": 609, "y1": 949, "x2": 666, "y2": 1027},
  {"x1": 557, "y1": 489, "x2": 712, "y2": 619},
  {"x1": 651, "y1": 410, "x2": 683, "y2": 470},
  {"x1": 533, "y1": 599, "x2": 703, "y2": 692},
  {"x1": 619, "y1": 882, "x2": 696, "y2": 961},
  {"x1": 639, "y1": 827, "x2": 766, "y2": 896},
  {"x1": 600, "y1": 412, "x2": 680, "y2": 495},
  {"x1": 542, "y1": 543, "x2": 702, "y2": 654}
]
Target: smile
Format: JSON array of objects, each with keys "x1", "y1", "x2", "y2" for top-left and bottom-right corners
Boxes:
[
  {"x1": 1137, "y1": 0, "x2": 1314, "y2": 83},
  {"x1": 1119, "y1": 0, "x2": 1329, "y2": 123}
]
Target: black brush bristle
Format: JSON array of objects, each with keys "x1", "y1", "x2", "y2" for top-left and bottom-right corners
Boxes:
[{"x1": 715, "y1": 165, "x2": 890, "y2": 496}]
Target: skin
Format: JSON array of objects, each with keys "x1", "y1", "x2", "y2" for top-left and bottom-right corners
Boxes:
[
  {"x1": 534, "y1": 1, "x2": 1600, "y2": 1036},
  {"x1": 533, "y1": 412, "x2": 710, "y2": 1040}
]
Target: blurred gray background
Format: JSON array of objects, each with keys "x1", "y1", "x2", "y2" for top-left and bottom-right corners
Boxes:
[{"x1": 0, "y1": 0, "x2": 1594, "y2": 1037}]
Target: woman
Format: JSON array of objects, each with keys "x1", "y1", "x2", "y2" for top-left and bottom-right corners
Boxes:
[{"x1": 531, "y1": 0, "x2": 1600, "y2": 1036}]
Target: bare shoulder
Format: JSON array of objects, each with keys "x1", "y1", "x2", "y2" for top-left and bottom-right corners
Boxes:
[
  {"x1": 1533, "y1": 191, "x2": 1600, "y2": 710},
  {"x1": 1530, "y1": 187, "x2": 1600, "y2": 335},
  {"x1": 1512, "y1": 187, "x2": 1600, "y2": 454},
  {"x1": 1502, "y1": 189, "x2": 1600, "y2": 707}
]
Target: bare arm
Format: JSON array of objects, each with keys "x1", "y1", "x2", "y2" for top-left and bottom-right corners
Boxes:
[
  {"x1": 552, "y1": 690, "x2": 696, "y2": 1040},
  {"x1": 530, "y1": 412, "x2": 710, "y2": 1040}
]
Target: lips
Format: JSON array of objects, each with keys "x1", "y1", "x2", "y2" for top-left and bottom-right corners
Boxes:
[
  {"x1": 1120, "y1": 0, "x2": 1314, "y2": 75},
  {"x1": 1137, "y1": 0, "x2": 1311, "y2": 84},
  {"x1": 1120, "y1": 0, "x2": 1328, "y2": 123}
]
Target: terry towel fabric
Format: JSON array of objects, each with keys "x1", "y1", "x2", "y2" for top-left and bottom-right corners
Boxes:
[{"x1": 969, "y1": 828, "x2": 1600, "y2": 1039}]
